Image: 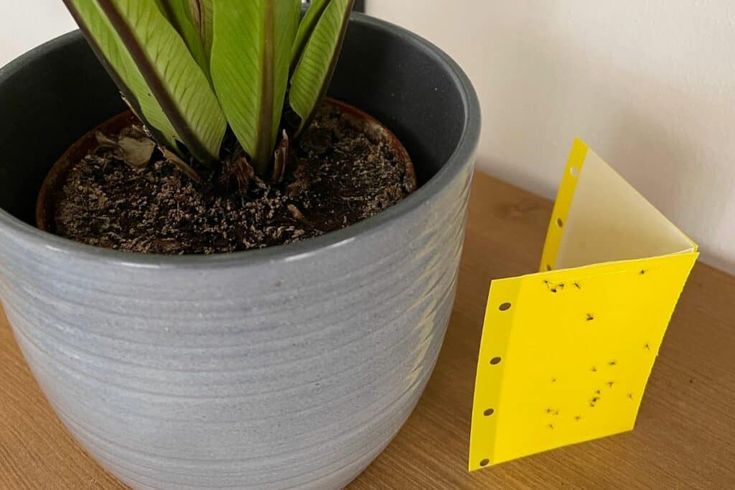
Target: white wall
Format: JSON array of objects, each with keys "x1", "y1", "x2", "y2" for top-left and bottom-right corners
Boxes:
[
  {"x1": 368, "y1": 1, "x2": 735, "y2": 274},
  {"x1": 1, "y1": 1, "x2": 733, "y2": 273},
  {"x1": 0, "y1": 1, "x2": 75, "y2": 67}
]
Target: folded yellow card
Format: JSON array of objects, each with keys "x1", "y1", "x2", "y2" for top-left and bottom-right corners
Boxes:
[{"x1": 469, "y1": 139, "x2": 698, "y2": 470}]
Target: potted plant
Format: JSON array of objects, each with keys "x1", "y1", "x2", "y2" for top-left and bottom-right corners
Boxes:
[{"x1": 0, "y1": 1, "x2": 480, "y2": 488}]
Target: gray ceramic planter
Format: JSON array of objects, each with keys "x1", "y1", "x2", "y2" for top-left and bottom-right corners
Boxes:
[{"x1": 0, "y1": 14, "x2": 480, "y2": 490}]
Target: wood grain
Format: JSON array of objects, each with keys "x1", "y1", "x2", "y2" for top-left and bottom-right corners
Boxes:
[{"x1": 1, "y1": 172, "x2": 734, "y2": 489}]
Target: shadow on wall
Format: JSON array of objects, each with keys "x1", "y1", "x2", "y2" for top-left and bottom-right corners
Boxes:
[{"x1": 368, "y1": 0, "x2": 735, "y2": 274}]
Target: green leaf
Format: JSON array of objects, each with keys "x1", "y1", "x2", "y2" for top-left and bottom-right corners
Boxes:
[
  {"x1": 63, "y1": 0, "x2": 227, "y2": 164},
  {"x1": 290, "y1": 0, "x2": 330, "y2": 72},
  {"x1": 155, "y1": 0, "x2": 209, "y2": 71},
  {"x1": 289, "y1": 0, "x2": 353, "y2": 134},
  {"x1": 191, "y1": 0, "x2": 215, "y2": 63},
  {"x1": 210, "y1": 0, "x2": 301, "y2": 175}
]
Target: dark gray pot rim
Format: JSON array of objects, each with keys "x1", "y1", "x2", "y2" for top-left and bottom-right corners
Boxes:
[{"x1": 0, "y1": 14, "x2": 481, "y2": 270}]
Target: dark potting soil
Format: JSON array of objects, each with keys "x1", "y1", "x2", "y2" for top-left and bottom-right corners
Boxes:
[{"x1": 52, "y1": 104, "x2": 416, "y2": 255}]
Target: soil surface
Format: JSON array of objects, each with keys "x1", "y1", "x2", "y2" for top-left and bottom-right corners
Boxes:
[{"x1": 51, "y1": 103, "x2": 415, "y2": 255}]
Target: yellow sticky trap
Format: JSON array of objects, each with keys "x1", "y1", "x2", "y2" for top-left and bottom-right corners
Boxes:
[{"x1": 469, "y1": 139, "x2": 698, "y2": 470}]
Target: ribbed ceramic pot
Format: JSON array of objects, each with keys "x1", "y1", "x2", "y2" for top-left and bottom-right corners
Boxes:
[{"x1": 0, "y1": 14, "x2": 480, "y2": 490}]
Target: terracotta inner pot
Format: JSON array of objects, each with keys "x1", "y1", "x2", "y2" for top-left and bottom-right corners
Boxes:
[{"x1": 35, "y1": 97, "x2": 416, "y2": 235}]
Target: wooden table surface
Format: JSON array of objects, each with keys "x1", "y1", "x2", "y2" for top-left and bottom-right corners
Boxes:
[{"x1": 2, "y1": 171, "x2": 734, "y2": 489}]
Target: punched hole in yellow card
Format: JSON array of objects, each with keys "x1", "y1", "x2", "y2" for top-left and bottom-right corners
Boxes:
[{"x1": 469, "y1": 139, "x2": 698, "y2": 470}]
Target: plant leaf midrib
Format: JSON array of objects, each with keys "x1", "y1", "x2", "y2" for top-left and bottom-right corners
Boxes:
[
  {"x1": 256, "y1": 0, "x2": 276, "y2": 173},
  {"x1": 97, "y1": 0, "x2": 217, "y2": 164},
  {"x1": 62, "y1": 0, "x2": 176, "y2": 150}
]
